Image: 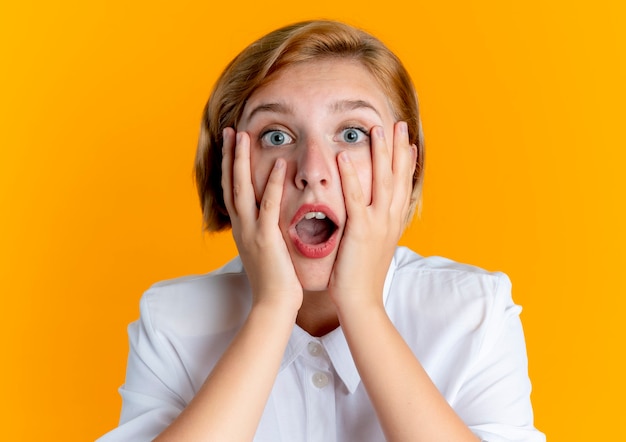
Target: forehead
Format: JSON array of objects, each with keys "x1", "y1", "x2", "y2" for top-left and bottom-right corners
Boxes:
[{"x1": 240, "y1": 59, "x2": 394, "y2": 123}]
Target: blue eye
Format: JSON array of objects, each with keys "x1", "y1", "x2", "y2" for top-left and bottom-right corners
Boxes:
[
  {"x1": 341, "y1": 127, "x2": 367, "y2": 144},
  {"x1": 261, "y1": 130, "x2": 293, "y2": 147}
]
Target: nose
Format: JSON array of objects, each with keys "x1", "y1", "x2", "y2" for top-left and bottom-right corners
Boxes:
[{"x1": 294, "y1": 137, "x2": 334, "y2": 190}]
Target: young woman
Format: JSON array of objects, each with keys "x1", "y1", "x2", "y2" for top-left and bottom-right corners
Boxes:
[{"x1": 99, "y1": 20, "x2": 544, "y2": 442}]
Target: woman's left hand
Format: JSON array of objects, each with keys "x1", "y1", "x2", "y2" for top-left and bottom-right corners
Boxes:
[
  {"x1": 328, "y1": 122, "x2": 478, "y2": 442},
  {"x1": 328, "y1": 121, "x2": 416, "y2": 311}
]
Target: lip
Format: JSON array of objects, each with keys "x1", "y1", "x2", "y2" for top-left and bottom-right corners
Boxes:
[{"x1": 288, "y1": 204, "x2": 340, "y2": 259}]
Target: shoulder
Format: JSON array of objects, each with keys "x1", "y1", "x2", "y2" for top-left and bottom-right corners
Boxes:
[
  {"x1": 387, "y1": 247, "x2": 517, "y2": 331},
  {"x1": 138, "y1": 256, "x2": 252, "y2": 337},
  {"x1": 387, "y1": 248, "x2": 524, "y2": 390},
  {"x1": 391, "y1": 246, "x2": 512, "y2": 299}
]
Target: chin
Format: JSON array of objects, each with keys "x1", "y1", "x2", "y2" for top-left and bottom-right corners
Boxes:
[
  {"x1": 294, "y1": 262, "x2": 333, "y2": 293},
  {"x1": 300, "y1": 280, "x2": 330, "y2": 293}
]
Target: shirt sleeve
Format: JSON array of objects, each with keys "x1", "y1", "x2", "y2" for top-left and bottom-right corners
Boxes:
[
  {"x1": 457, "y1": 274, "x2": 545, "y2": 442},
  {"x1": 97, "y1": 291, "x2": 188, "y2": 442}
]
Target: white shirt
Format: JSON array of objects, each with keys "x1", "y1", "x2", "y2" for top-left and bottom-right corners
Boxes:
[{"x1": 98, "y1": 247, "x2": 545, "y2": 442}]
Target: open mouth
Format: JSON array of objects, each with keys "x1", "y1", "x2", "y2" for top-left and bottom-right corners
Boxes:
[
  {"x1": 289, "y1": 206, "x2": 340, "y2": 259},
  {"x1": 295, "y1": 212, "x2": 338, "y2": 245}
]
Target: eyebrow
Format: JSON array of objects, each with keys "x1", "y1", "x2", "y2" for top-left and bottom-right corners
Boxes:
[
  {"x1": 244, "y1": 98, "x2": 381, "y2": 123},
  {"x1": 245, "y1": 102, "x2": 294, "y2": 122},
  {"x1": 330, "y1": 99, "x2": 381, "y2": 118}
]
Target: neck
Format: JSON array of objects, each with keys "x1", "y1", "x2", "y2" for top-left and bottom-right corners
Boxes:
[{"x1": 296, "y1": 289, "x2": 339, "y2": 337}]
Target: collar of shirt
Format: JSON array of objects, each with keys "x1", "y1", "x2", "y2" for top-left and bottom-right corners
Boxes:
[{"x1": 277, "y1": 254, "x2": 398, "y2": 394}]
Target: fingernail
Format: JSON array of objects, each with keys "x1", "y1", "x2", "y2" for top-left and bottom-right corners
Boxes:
[
  {"x1": 374, "y1": 126, "x2": 385, "y2": 139},
  {"x1": 399, "y1": 121, "x2": 408, "y2": 134},
  {"x1": 236, "y1": 132, "x2": 243, "y2": 144},
  {"x1": 274, "y1": 158, "x2": 284, "y2": 169},
  {"x1": 340, "y1": 151, "x2": 351, "y2": 163}
]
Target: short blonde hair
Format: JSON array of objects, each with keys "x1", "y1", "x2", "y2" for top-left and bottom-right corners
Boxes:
[{"x1": 195, "y1": 20, "x2": 424, "y2": 231}]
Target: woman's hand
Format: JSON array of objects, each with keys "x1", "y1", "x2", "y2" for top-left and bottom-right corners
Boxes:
[
  {"x1": 222, "y1": 128, "x2": 303, "y2": 312},
  {"x1": 328, "y1": 124, "x2": 478, "y2": 442},
  {"x1": 157, "y1": 128, "x2": 302, "y2": 441},
  {"x1": 329, "y1": 121, "x2": 416, "y2": 310}
]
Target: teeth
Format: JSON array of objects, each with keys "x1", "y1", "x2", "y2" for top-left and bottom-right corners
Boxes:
[{"x1": 304, "y1": 211, "x2": 327, "y2": 220}]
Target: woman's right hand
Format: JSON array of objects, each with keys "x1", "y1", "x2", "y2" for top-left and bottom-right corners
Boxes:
[{"x1": 221, "y1": 128, "x2": 303, "y2": 313}]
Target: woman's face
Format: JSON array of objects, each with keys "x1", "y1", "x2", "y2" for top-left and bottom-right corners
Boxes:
[{"x1": 237, "y1": 59, "x2": 397, "y2": 292}]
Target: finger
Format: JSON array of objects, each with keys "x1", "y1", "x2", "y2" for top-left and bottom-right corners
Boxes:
[
  {"x1": 405, "y1": 143, "x2": 419, "y2": 219},
  {"x1": 338, "y1": 151, "x2": 367, "y2": 219},
  {"x1": 231, "y1": 131, "x2": 258, "y2": 220},
  {"x1": 390, "y1": 121, "x2": 414, "y2": 215},
  {"x1": 370, "y1": 125, "x2": 393, "y2": 209},
  {"x1": 221, "y1": 127, "x2": 237, "y2": 217},
  {"x1": 258, "y1": 158, "x2": 286, "y2": 228}
]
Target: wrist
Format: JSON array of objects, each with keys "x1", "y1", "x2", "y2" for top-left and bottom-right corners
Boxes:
[
  {"x1": 251, "y1": 289, "x2": 302, "y2": 320},
  {"x1": 333, "y1": 290, "x2": 386, "y2": 324}
]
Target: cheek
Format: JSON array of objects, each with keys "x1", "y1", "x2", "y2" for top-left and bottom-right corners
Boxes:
[
  {"x1": 351, "y1": 151, "x2": 373, "y2": 200},
  {"x1": 251, "y1": 173, "x2": 264, "y2": 203},
  {"x1": 250, "y1": 151, "x2": 275, "y2": 202}
]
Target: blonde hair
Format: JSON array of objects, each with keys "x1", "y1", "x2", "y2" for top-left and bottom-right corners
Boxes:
[{"x1": 195, "y1": 20, "x2": 424, "y2": 231}]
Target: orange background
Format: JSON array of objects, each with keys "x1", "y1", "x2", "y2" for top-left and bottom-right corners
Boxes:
[{"x1": 1, "y1": 1, "x2": 624, "y2": 440}]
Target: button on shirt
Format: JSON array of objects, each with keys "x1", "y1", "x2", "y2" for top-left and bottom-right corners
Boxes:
[{"x1": 98, "y1": 247, "x2": 545, "y2": 442}]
